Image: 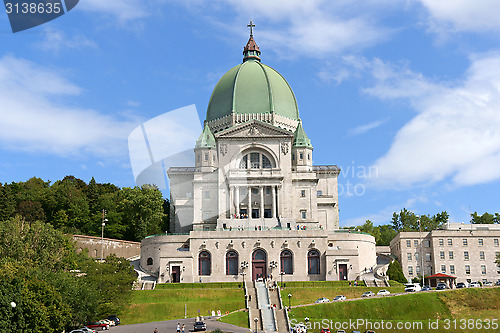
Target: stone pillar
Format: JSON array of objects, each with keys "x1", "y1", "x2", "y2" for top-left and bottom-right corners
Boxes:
[
  {"x1": 235, "y1": 186, "x2": 240, "y2": 216},
  {"x1": 260, "y1": 186, "x2": 264, "y2": 219},
  {"x1": 248, "y1": 186, "x2": 252, "y2": 219},
  {"x1": 271, "y1": 186, "x2": 276, "y2": 218},
  {"x1": 229, "y1": 186, "x2": 234, "y2": 217}
]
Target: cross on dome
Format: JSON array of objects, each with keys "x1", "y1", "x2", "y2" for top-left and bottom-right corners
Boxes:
[{"x1": 247, "y1": 20, "x2": 255, "y2": 36}]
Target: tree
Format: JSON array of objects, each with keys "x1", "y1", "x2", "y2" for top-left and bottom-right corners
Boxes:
[
  {"x1": 391, "y1": 208, "x2": 448, "y2": 232},
  {"x1": 387, "y1": 260, "x2": 407, "y2": 284},
  {"x1": 377, "y1": 224, "x2": 397, "y2": 246},
  {"x1": 471, "y1": 212, "x2": 500, "y2": 224}
]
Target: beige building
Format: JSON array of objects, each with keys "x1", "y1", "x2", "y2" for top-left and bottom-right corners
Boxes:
[
  {"x1": 140, "y1": 33, "x2": 376, "y2": 283},
  {"x1": 390, "y1": 223, "x2": 500, "y2": 284}
]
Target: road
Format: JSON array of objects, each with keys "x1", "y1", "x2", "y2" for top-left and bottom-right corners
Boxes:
[{"x1": 109, "y1": 317, "x2": 251, "y2": 333}]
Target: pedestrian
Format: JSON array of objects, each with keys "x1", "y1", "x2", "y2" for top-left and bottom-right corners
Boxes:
[
  {"x1": 182, "y1": 323, "x2": 185, "y2": 333},
  {"x1": 248, "y1": 294, "x2": 251, "y2": 302},
  {"x1": 154, "y1": 328, "x2": 158, "y2": 333},
  {"x1": 177, "y1": 323, "x2": 181, "y2": 333}
]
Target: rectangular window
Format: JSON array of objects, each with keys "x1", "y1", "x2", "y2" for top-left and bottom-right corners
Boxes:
[
  {"x1": 317, "y1": 190, "x2": 323, "y2": 196},
  {"x1": 480, "y1": 251, "x2": 485, "y2": 260},
  {"x1": 205, "y1": 191, "x2": 210, "y2": 199},
  {"x1": 465, "y1": 265, "x2": 470, "y2": 275},
  {"x1": 414, "y1": 253, "x2": 419, "y2": 261},
  {"x1": 204, "y1": 153, "x2": 208, "y2": 161},
  {"x1": 463, "y1": 239, "x2": 468, "y2": 246},
  {"x1": 440, "y1": 251, "x2": 445, "y2": 260},
  {"x1": 414, "y1": 240, "x2": 419, "y2": 247},
  {"x1": 448, "y1": 239, "x2": 453, "y2": 246},
  {"x1": 441, "y1": 265, "x2": 446, "y2": 274},
  {"x1": 425, "y1": 240, "x2": 431, "y2": 247},
  {"x1": 265, "y1": 187, "x2": 271, "y2": 195},
  {"x1": 481, "y1": 265, "x2": 487, "y2": 275},
  {"x1": 406, "y1": 240, "x2": 411, "y2": 248},
  {"x1": 300, "y1": 210, "x2": 307, "y2": 219},
  {"x1": 416, "y1": 266, "x2": 421, "y2": 276},
  {"x1": 300, "y1": 190, "x2": 306, "y2": 197},
  {"x1": 299, "y1": 153, "x2": 304, "y2": 160},
  {"x1": 408, "y1": 266, "x2": 413, "y2": 275},
  {"x1": 250, "y1": 152, "x2": 260, "y2": 169},
  {"x1": 204, "y1": 212, "x2": 210, "y2": 220},
  {"x1": 407, "y1": 253, "x2": 412, "y2": 261},
  {"x1": 479, "y1": 239, "x2": 484, "y2": 246},
  {"x1": 425, "y1": 253, "x2": 431, "y2": 261},
  {"x1": 439, "y1": 239, "x2": 444, "y2": 246},
  {"x1": 450, "y1": 265, "x2": 455, "y2": 275},
  {"x1": 494, "y1": 239, "x2": 499, "y2": 247},
  {"x1": 449, "y1": 251, "x2": 454, "y2": 260},
  {"x1": 252, "y1": 188, "x2": 259, "y2": 195},
  {"x1": 464, "y1": 251, "x2": 469, "y2": 260}
]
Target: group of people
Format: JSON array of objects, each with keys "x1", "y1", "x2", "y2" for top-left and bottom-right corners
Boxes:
[{"x1": 232, "y1": 213, "x2": 249, "y2": 219}]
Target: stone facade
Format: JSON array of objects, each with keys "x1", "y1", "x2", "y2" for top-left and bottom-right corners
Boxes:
[
  {"x1": 140, "y1": 34, "x2": 377, "y2": 283},
  {"x1": 73, "y1": 234, "x2": 140, "y2": 260},
  {"x1": 390, "y1": 223, "x2": 500, "y2": 284}
]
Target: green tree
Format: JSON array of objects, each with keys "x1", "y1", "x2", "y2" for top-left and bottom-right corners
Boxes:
[
  {"x1": 391, "y1": 209, "x2": 448, "y2": 232},
  {"x1": 387, "y1": 260, "x2": 407, "y2": 284},
  {"x1": 471, "y1": 212, "x2": 500, "y2": 224},
  {"x1": 377, "y1": 224, "x2": 398, "y2": 246}
]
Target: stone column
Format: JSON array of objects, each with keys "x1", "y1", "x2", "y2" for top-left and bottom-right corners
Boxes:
[
  {"x1": 271, "y1": 186, "x2": 276, "y2": 218},
  {"x1": 248, "y1": 186, "x2": 252, "y2": 219},
  {"x1": 229, "y1": 186, "x2": 234, "y2": 217},
  {"x1": 260, "y1": 186, "x2": 264, "y2": 219},
  {"x1": 235, "y1": 186, "x2": 240, "y2": 216}
]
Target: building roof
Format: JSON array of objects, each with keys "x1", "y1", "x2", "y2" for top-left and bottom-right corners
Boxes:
[
  {"x1": 426, "y1": 273, "x2": 456, "y2": 279},
  {"x1": 205, "y1": 35, "x2": 300, "y2": 123},
  {"x1": 195, "y1": 123, "x2": 216, "y2": 149},
  {"x1": 293, "y1": 121, "x2": 312, "y2": 148}
]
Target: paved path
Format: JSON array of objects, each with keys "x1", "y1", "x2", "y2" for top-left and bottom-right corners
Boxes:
[{"x1": 110, "y1": 317, "x2": 251, "y2": 333}]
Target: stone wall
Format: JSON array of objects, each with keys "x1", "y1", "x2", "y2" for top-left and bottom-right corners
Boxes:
[{"x1": 73, "y1": 234, "x2": 141, "y2": 260}]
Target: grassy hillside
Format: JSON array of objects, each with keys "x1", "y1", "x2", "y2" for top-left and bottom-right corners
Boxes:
[
  {"x1": 289, "y1": 288, "x2": 500, "y2": 333},
  {"x1": 121, "y1": 286, "x2": 245, "y2": 324}
]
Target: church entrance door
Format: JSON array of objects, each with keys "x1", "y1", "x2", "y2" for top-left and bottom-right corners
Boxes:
[
  {"x1": 338, "y1": 264, "x2": 347, "y2": 280},
  {"x1": 252, "y1": 249, "x2": 267, "y2": 281},
  {"x1": 172, "y1": 266, "x2": 181, "y2": 283}
]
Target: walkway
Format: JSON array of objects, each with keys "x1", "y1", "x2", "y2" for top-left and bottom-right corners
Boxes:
[{"x1": 255, "y1": 281, "x2": 276, "y2": 332}]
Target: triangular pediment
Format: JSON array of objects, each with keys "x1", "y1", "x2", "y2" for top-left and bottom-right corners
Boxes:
[{"x1": 215, "y1": 120, "x2": 294, "y2": 139}]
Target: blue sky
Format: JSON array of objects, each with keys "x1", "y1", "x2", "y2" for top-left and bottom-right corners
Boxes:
[{"x1": 1, "y1": 0, "x2": 500, "y2": 227}]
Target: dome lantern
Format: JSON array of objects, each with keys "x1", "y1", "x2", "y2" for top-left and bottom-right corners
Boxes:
[{"x1": 243, "y1": 21, "x2": 261, "y2": 62}]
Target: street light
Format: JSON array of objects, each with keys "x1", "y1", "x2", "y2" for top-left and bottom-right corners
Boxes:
[
  {"x1": 241, "y1": 260, "x2": 249, "y2": 285},
  {"x1": 101, "y1": 209, "x2": 108, "y2": 262},
  {"x1": 288, "y1": 293, "x2": 292, "y2": 311},
  {"x1": 254, "y1": 317, "x2": 259, "y2": 333},
  {"x1": 417, "y1": 216, "x2": 424, "y2": 287}
]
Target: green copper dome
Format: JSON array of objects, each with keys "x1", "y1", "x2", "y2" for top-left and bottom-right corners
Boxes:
[
  {"x1": 195, "y1": 123, "x2": 215, "y2": 148},
  {"x1": 293, "y1": 121, "x2": 313, "y2": 148},
  {"x1": 206, "y1": 37, "x2": 299, "y2": 123}
]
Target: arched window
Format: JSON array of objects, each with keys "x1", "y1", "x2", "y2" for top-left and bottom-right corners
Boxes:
[
  {"x1": 239, "y1": 152, "x2": 273, "y2": 169},
  {"x1": 147, "y1": 257, "x2": 153, "y2": 266},
  {"x1": 280, "y1": 250, "x2": 293, "y2": 275},
  {"x1": 253, "y1": 249, "x2": 266, "y2": 261},
  {"x1": 308, "y1": 250, "x2": 320, "y2": 275},
  {"x1": 199, "y1": 251, "x2": 211, "y2": 276},
  {"x1": 226, "y1": 251, "x2": 239, "y2": 275}
]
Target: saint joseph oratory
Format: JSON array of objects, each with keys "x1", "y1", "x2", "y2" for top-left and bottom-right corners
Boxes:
[{"x1": 140, "y1": 26, "x2": 376, "y2": 284}]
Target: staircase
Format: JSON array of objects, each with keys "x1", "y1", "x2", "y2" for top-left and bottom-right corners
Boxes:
[{"x1": 255, "y1": 281, "x2": 276, "y2": 332}]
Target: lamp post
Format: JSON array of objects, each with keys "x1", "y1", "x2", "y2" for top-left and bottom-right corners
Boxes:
[
  {"x1": 240, "y1": 260, "x2": 249, "y2": 287},
  {"x1": 269, "y1": 261, "x2": 277, "y2": 280},
  {"x1": 417, "y1": 216, "x2": 425, "y2": 287},
  {"x1": 254, "y1": 317, "x2": 259, "y2": 333},
  {"x1": 101, "y1": 209, "x2": 108, "y2": 262},
  {"x1": 288, "y1": 293, "x2": 292, "y2": 311}
]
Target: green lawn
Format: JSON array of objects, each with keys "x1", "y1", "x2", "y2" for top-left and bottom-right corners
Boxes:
[
  {"x1": 288, "y1": 288, "x2": 500, "y2": 333},
  {"x1": 120, "y1": 286, "x2": 245, "y2": 324},
  {"x1": 218, "y1": 310, "x2": 250, "y2": 328}
]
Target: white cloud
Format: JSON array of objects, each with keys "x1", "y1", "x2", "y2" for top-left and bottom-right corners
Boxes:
[
  {"x1": 78, "y1": 0, "x2": 150, "y2": 22},
  {"x1": 368, "y1": 52, "x2": 500, "y2": 187},
  {"x1": 0, "y1": 55, "x2": 138, "y2": 157},
  {"x1": 348, "y1": 118, "x2": 390, "y2": 136},
  {"x1": 36, "y1": 28, "x2": 97, "y2": 53},
  {"x1": 417, "y1": 0, "x2": 500, "y2": 32}
]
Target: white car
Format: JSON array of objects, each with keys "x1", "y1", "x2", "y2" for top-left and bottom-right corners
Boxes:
[
  {"x1": 377, "y1": 289, "x2": 390, "y2": 296},
  {"x1": 361, "y1": 291, "x2": 375, "y2": 297},
  {"x1": 470, "y1": 282, "x2": 481, "y2": 288},
  {"x1": 333, "y1": 295, "x2": 346, "y2": 301},
  {"x1": 315, "y1": 297, "x2": 330, "y2": 303},
  {"x1": 404, "y1": 283, "x2": 422, "y2": 292}
]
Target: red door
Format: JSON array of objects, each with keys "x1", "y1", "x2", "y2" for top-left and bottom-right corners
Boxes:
[
  {"x1": 339, "y1": 264, "x2": 347, "y2": 280},
  {"x1": 252, "y1": 249, "x2": 267, "y2": 281}
]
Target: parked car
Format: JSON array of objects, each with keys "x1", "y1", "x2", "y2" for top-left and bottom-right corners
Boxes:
[
  {"x1": 69, "y1": 330, "x2": 84, "y2": 333},
  {"x1": 495, "y1": 280, "x2": 500, "y2": 286},
  {"x1": 335, "y1": 330, "x2": 345, "y2": 333},
  {"x1": 315, "y1": 297, "x2": 330, "y2": 303},
  {"x1": 99, "y1": 319, "x2": 114, "y2": 327},
  {"x1": 333, "y1": 295, "x2": 347, "y2": 301},
  {"x1": 377, "y1": 289, "x2": 390, "y2": 296},
  {"x1": 470, "y1": 281, "x2": 481, "y2": 288},
  {"x1": 79, "y1": 328, "x2": 97, "y2": 333},
  {"x1": 421, "y1": 285, "x2": 432, "y2": 291},
  {"x1": 484, "y1": 281, "x2": 493, "y2": 287},
  {"x1": 456, "y1": 282, "x2": 467, "y2": 289},
  {"x1": 404, "y1": 283, "x2": 422, "y2": 292},
  {"x1": 85, "y1": 322, "x2": 109, "y2": 330},
  {"x1": 436, "y1": 283, "x2": 448, "y2": 290},
  {"x1": 293, "y1": 323, "x2": 307, "y2": 333},
  {"x1": 193, "y1": 321, "x2": 207, "y2": 331},
  {"x1": 320, "y1": 328, "x2": 330, "y2": 333},
  {"x1": 107, "y1": 315, "x2": 120, "y2": 325},
  {"x1": 361, "y1": 291, "x2": 375, "y2": 297}
]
